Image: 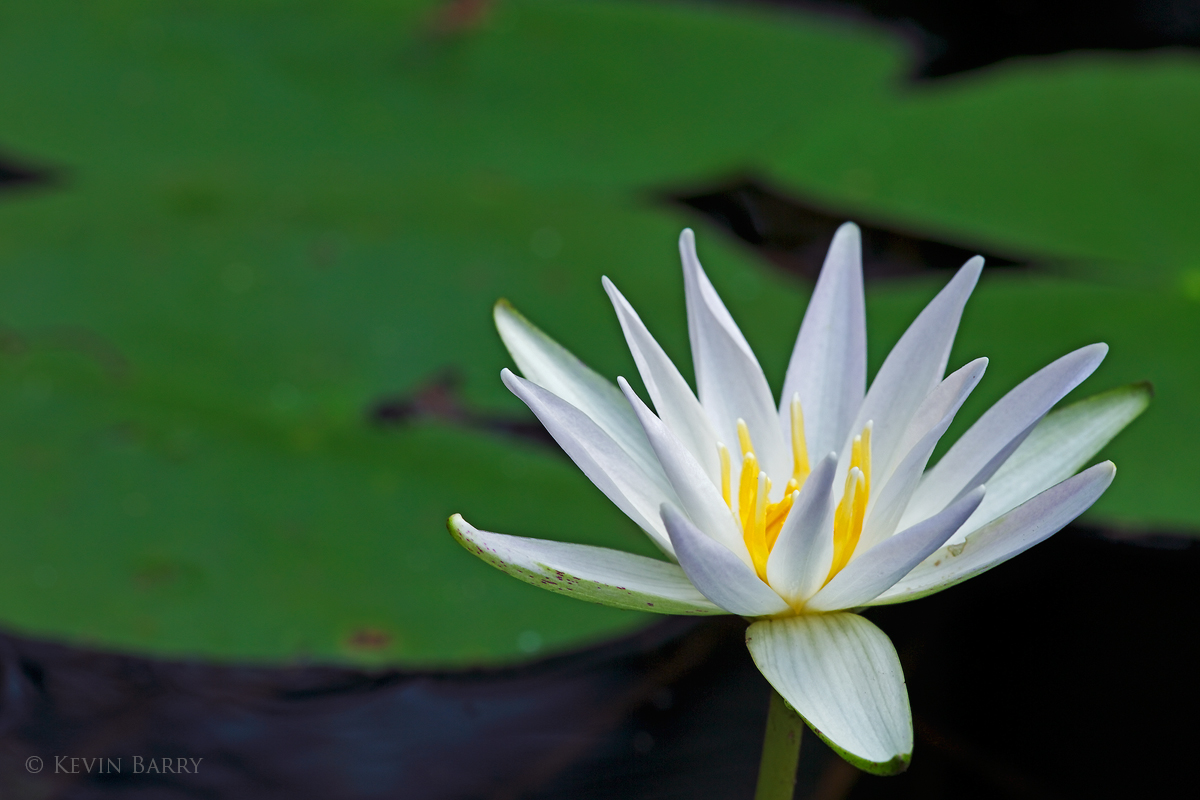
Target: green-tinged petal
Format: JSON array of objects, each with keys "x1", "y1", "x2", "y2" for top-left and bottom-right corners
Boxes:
[
  {"x1": 869, "y1": 461, "x2": 1116, "y2": 605},
  {"x1": 746, "y1": 613, "x2": 912, "y2": 775},
  {"x1": 494, "y1": 300, "x2": 665, "y2": 484},
  {"x1": 957, "y1": 383, "x2": 1150, "y2": 538},
  {"x1": 448, "y1": 515, "x2": 725, "y2": 616}
]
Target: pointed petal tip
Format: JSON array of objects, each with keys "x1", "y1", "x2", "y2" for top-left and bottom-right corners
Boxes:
[
  {"x1": 447, "y1": 513, "x2": 483, "y2": 552},
  {"x1": 679, "y1": 228, "x2": 699, "y2": 261},
  {"x1": 493, "y1": 297, "x2": 516, "y2": 318}
]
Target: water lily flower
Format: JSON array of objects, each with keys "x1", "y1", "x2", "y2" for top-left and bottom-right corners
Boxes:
[{"x1": 448, "y1": 224, "x2": 1147, "y2": 774}]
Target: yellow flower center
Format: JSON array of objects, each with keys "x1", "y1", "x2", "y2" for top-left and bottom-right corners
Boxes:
[{"x1": 718, "y1": 398, "x2": 872, "y2": 585}]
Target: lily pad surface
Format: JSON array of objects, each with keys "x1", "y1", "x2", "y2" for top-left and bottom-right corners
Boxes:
[{"x1": 0, "y1": 0, "x2": 1195, "y2": 665}]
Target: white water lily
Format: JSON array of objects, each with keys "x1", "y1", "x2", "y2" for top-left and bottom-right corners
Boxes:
[{"x1": 448, "y1": 224, "x2": 1147, "y2": 774}]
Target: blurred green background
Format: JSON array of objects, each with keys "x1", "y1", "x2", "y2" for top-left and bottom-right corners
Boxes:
[{"x1": 0, "y1": 0, "x2": 1194, "y2": 667}]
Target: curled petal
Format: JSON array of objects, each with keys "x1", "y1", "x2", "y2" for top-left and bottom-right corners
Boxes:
[{"x1": 448, "y1": 515, "x2": 725, "y2": 615}]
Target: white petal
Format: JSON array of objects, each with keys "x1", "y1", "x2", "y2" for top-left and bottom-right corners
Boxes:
[
  {"x1": 806, "y1": 487, "x2": 985, "y2": 612},
  {"x1": 448, "y1": 515, "x2": 724, "y2": 615},
  {"x1": 503, "y1": 370, "x2": 678, "y2": 554},
  {"x1": 494, "y1": 300, "x2": 664, "y2": 482},
  {"x1": 661, "y1": 505, "x2": 790, "y2": 617},
  {"x1": 884, "y1": 358, "x2": 989, "y2": 485},
  {"x1": 603, "y1": 276, "x2": 720, "y2": 485},
  {"x1": 679, "y1": 230, "x2": 790, "y2": 489},
  {"x1": 959, "y1": 383, "x2": 1149, "y2": 537},
  {"x1": 778, "y1": 223, "x2": 866, "y2": 459},
  {"x1": 847, "y1": 257, "x2": 983, "y2": 480},
  {"x1": 620, "y1": 378, "x2": 751, "y2": 565},
  {"x1": 868, "y1": 462, "x2": 1116, "y2": 605},
  {"x1": 746, "y1": 613, "x2": 912, "y2": 775},
  {"x1": 855, "y1": 359, "x2": 986, "y2": 554},
  {"x1": 904, "y1": 344, "x2": 1108, "y2": 527},
  {"x1": 765, "y1": 453, "x2": 838, "y2": 605}
]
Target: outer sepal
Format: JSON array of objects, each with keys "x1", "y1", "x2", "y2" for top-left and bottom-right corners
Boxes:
[
  {"x1": 448, "y1": 514, "x2": 725, "y2": 616},
  {"x1": 746, "y1": 613, "x2": 912, "y2": 775}
]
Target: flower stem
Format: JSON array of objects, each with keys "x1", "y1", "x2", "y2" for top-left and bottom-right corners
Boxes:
[{"x1": 754, "y1": 687, "x2": 805, "y2": 800}]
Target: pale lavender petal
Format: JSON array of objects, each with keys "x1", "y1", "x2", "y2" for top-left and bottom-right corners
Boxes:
[
  {"x1": 869, "y1": 462, "x2": 1116, "y2": 605},
  {"x1": 662, "y1": 505, "x2": 790, "y2": 617},
  {"x1": 905, "y1": 343, "x2": 1108, "y2": 526},
  {"x1": 765, "y1": 453, "x2": 838, "y2": 604}
]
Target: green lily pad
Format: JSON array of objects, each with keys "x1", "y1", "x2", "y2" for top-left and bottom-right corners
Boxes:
[{"x1": 0, "y1": 0, "x2": 1197, "y2": 667}]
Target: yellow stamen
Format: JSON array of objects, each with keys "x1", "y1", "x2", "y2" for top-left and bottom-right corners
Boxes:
[
  {"x1": 718, "y1": 443, "x2": 732, "y2": 508},
  {"x1": 790, "y1": 395, "x2": 810, "y2": 485},
  {"x1": 860, "y1": 422, "x2": 872, "y2": 496},
  {"x1": 722, "y1": 411, "x2": 872, "y2": 586},
  {"x1": 746, "y1": 471, "x2": 770, "y2": 580},
  {"x1": 738, "y1": 451, "x2": 759, "y2": 534},
  {"x1": 765, "y1": 488, "x2": 796, "y2": 549},
  {"x1": 736, "y1": 418, "x2": 754, "y2": 459},
  {"x1": 825, "y1": 467, "x2": 864, "y2": 583}
]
